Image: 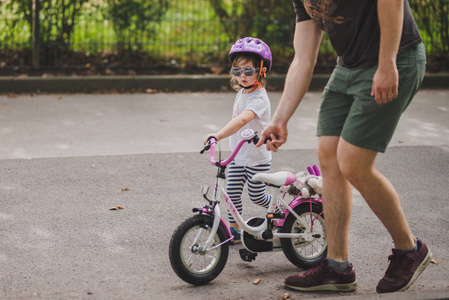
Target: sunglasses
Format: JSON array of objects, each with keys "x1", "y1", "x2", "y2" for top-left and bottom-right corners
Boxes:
[{"x1": 231, "y1": 67, "x2": 260, "y2": 77}]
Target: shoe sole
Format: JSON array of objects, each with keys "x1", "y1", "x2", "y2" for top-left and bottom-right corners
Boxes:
[
  {"x1": 397, "y1": 249, "x2": 433, "y2": 292},
  {"x1": 285, "y1": 281, "x2": 358, "y2": 292}
]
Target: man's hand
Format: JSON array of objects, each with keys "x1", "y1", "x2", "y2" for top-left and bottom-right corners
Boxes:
[
  {"x1": 256, "y1": 122, "x2": 288, "y2": 152},
  {"x1": 371, "y1": 61, "x2": 399, "y2": 104},
  {"x1": 373, "y1": 0, "x2": 403, "y2": 104}
]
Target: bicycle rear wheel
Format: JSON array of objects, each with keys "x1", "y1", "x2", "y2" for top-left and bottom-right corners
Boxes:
[
  {"x1": 169, "y1": 214, "x2": 229, "y2": 285},
  {"x1": 281, "y1": 203, "x2": 327, "y2": 269}
]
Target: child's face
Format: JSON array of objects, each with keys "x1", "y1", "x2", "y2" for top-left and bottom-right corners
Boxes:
[{"x1": 232, "y1": 59, "x2": 259, "y2": 88}]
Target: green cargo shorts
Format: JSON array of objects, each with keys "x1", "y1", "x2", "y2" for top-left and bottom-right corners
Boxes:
[{"x1": 317, "y1": 43, "x2": 426, "y2": 153}]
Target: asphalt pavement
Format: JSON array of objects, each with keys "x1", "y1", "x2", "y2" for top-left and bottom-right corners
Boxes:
[{"x1": 0, "y1": 90, "x2": 448, "y2": 300}]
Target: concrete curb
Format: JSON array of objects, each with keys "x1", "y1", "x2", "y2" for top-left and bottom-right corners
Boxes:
[{"x1": 0, "y1": 73, "x2": 447, "y2": 94}]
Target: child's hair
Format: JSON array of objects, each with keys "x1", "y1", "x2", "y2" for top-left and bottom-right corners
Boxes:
[{"x1": 229, "y1": 53, "x2": 267, "y2": 91}]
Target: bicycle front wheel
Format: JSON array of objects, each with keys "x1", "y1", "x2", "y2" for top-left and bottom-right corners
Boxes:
[
  {"x1": 281, "y1": 203, "x2": 327, "y2": 269},
  {"x1": 169, "y1": 214, "x2": 229, "y2": 285}
]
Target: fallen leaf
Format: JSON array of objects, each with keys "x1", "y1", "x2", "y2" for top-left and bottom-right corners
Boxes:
[
  {"x1": 398, "y1": 140, "x2": 405, "y2": 143},
  {"x1": 253, "y1": 278, "x2": 262, "y2": 285},
  {"x1": 109, "y1": 206, "x2": 124, "y2": 210},
  {"x1": 431, "y1": 258, "x2": 438, "y2": 264},
  {"x1": 121, "y1": 187, "x2": 130, "y2": 191},
  {"x1": 282, "y1": 293, "x2": 291, "y2": 299}
]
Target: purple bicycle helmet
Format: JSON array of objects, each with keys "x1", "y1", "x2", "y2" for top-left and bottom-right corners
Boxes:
[{"x1": 229, "y1": 37, "x2": 272, "y2": 72}]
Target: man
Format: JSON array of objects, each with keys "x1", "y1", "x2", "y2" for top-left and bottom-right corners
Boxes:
[{"x1": 257, "y1": 0, "x2": 431, "y2": 293}]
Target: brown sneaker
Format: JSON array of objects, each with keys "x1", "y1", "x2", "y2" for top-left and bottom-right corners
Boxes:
[
  {"x1": 284, "y1": 258, "x2": 357, "y2": 292},
  {"x1": 376, "y1": 238, "x2": 432, "y2": 293}
]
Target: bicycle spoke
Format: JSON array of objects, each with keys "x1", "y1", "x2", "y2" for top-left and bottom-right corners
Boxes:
[{"x1": 291, "y1": 211, "x2": 326, "y2": 259}]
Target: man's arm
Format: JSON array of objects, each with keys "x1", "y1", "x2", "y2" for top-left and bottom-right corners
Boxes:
[
  {"x1": 258, "y1": 20, "x2": 322, "y2": 151},
  {"x1": 371, "y1": 0, "x2": 404, "y2": 104}
]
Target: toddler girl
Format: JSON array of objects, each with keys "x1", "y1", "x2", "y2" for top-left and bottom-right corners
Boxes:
[{"x1": 205, "y1": 37, "x2": 273, "y2": 243}]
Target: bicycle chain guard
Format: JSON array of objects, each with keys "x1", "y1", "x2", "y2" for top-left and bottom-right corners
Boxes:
[{"x1": 242, "y1": 218, "x2": 273, "y2": 252}]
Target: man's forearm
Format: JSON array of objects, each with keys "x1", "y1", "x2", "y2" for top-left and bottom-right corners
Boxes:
[
  {"x1": 272, "y1": 56, "x2": 316, "y2": 124},
  {"x1": 272, "y1": 21, "x2": 323, "y2": 125},
  {"x1": 377, "y1": 0, "x2": 404, "y2": 66}
]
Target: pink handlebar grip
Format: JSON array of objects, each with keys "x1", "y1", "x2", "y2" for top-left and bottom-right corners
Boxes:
[{"x1": 208, "y1": 139, "x2": 218, "y2": 165}]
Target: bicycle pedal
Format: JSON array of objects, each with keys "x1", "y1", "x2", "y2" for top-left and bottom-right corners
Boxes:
[{"x1": 239, "y1": 249, "x2": 257, "y2": 262}]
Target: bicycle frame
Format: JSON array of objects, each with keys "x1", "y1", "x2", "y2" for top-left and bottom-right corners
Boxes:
[{"x1": 199, "y1": 132, "x2": 323, "y2": 253}]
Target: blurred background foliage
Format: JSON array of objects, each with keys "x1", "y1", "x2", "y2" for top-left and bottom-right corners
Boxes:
[{"x1": 0, "y1": 0, "x2": 447, "y2": 75}]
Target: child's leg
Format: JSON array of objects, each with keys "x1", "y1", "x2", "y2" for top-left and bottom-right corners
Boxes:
[
  {"x1": 246, "y1": 163, "x2": 272, "y2": 209},
  {"x1": 226, "y1": 163, "x2": 247, "y2": 229}
]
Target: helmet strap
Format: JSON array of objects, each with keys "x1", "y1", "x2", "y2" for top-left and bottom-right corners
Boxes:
[
  {"x1": 259, "y1": 60, "x2": 266, "y2": 78},
  {"x1": 239, "y1": 81, "x2": 262, "y2": 91}
]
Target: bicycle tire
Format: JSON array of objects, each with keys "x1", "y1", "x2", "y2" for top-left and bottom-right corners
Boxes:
[
  {"x1": 169, "y1": 214, "x2": 229, "y2": 285},
  {"x1": 280, "y1": 203, "x2": 327, "y2": 269}
]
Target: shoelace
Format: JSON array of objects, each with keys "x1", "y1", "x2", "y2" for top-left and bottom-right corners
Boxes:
[
  {"x1": 385, "y1": 252, "x2": 407, "y2": 276},
  {"x1": 301, "y1": 261, "x2": 327, "y2": 276}
]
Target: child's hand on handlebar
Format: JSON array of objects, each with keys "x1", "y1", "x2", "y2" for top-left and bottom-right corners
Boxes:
[
  {"x1": 200, "y1": 135, "x2": 215, "y2": 154},
  {"x1": 204, "y1": 134, "x2": 218, "y2": 145}
]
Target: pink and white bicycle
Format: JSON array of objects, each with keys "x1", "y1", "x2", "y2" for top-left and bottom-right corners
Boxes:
[{"x1": 169, "y1": 129, "x2": 327, "y2": 285}]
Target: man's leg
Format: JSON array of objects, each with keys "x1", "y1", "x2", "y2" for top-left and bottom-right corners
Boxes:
[
  {"x1": 318, "y1": 136, "x2": 353, "y2": 261},
  {"x1": 337, "y1": 138, "x2": 432, "y2": 293},
  {"x1": 337, "y1": 138, "x2": 415, "y2": 249},
  {"x1": 284, "y1": 136, "x2": 358, "y2": 292}
]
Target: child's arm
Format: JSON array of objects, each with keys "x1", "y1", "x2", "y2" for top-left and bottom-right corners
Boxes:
[{"x1": 205, "y1": 110, "x2": 257, "y2": 143}]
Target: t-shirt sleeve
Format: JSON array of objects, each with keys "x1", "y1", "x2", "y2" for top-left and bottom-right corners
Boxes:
[
  {"x1": 293, "y1": 0, "x2": 312, "y2": 23},
  {"x1": 245, "y1": 96, "x2": 268, "y2": 119}
]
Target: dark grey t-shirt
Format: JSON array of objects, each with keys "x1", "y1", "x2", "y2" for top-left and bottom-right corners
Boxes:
[{"x1": 293, "y1": 0, "x2": 422, "y2": 68}]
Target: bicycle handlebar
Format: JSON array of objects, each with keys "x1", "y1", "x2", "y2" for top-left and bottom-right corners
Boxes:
[
  {"x1": 200, "y1": 134, "x2": 263, "y2": 167},
  {"x1": 209, "y1": 138, "x2": 249, "y2": 167}
]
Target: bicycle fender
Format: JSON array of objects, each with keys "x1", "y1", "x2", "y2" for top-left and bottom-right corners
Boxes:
[
  {"x1": 276, "y1": 198, "x2": 322, "y2": 227},
  {"x1": 199, "y1": 208, "x2": 232, "y2": 240},
  {"x1": 220, "y1": 218, "x2": 232, "y2": 240}
]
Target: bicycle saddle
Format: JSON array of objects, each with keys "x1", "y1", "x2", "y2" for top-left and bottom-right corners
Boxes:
[{"x1": 252, "y1": 171, "x2": 296, "y2": 187}]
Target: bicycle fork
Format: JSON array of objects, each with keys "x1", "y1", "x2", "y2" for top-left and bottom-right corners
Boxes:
[{"x1": 197, "y1": 205, "x2": 229, "y2": 252}]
